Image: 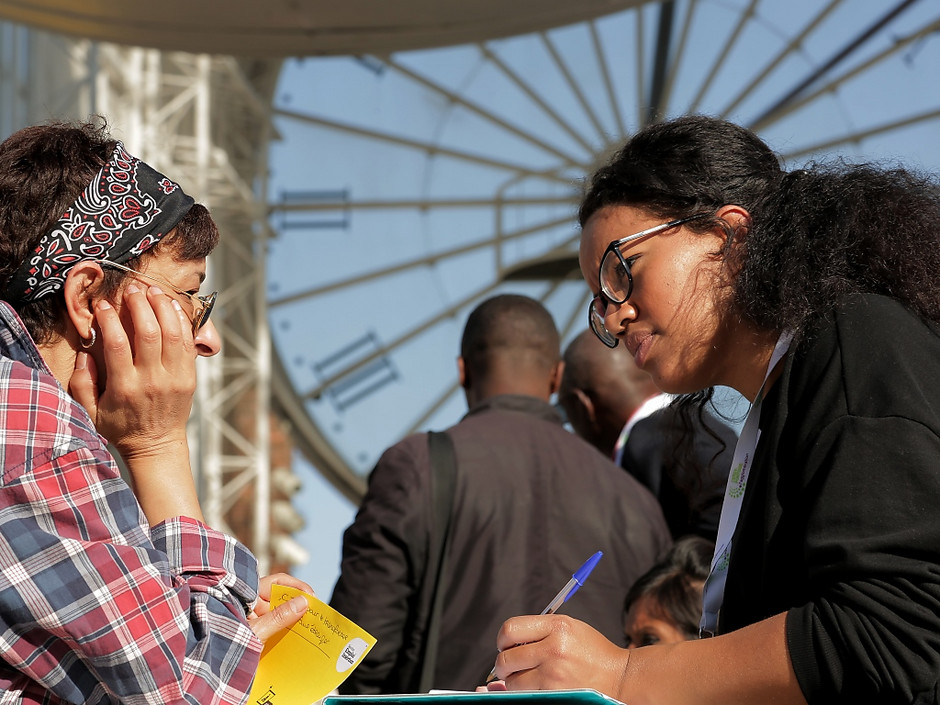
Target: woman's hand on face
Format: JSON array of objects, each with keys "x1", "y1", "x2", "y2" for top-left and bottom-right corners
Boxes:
[
  {"x1": 69, "y1": 284, "x2": 197, "y2": 461},
  {"x1": 492, "y1": 615, "x2": 630, "y2": 697},
  {"x1": 249, "y1": 573, "x2": 317, "y2": 643}
]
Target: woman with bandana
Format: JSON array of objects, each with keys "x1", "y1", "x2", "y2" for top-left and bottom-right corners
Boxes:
[
  {"x1": 0, "y1": 120, "x2": 310, "y2": 704},
  {"x1": 486, "y1": 116, "x2": 940, "y2": 704}
]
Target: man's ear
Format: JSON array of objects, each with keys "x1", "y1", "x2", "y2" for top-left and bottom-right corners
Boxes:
[
  {"x1": 572, "y1": 387, "x2": 597, "y2": 426},
  {"x1": 457, "y1": 356, "x2": 469, "y2": 390},
  {"x1": 548, "y1": 360, "x2": 565, "y2": 396},
  {"x1": 62, "y1": 261, "x2": 107, "y2": 340}
]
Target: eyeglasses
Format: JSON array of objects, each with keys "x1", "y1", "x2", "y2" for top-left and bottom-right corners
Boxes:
[
  {"x1": 94, "y1": 259, "x2": 217, "y2": 336},
  {"x1": 588, "y1": 214, "x2": 709, "y2": 348}
]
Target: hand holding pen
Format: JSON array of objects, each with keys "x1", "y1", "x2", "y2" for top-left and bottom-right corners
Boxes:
[{"x1": 485, "y1": 551, "x2": 603, "y2": 683}]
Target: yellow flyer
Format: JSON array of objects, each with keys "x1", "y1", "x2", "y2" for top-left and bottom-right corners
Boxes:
[{"x1": 249, "y1": 585, "x2": 376, "y2": 705}]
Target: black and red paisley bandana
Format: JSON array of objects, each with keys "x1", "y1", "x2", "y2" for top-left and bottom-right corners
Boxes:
[{"x1": 3, "y1": 142, "x2": 195, "y2": 302}]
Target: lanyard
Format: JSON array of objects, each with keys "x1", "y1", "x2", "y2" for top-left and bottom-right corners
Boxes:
[{"x1": 699, "y1": 333, "x2": 792, "y2": 637}]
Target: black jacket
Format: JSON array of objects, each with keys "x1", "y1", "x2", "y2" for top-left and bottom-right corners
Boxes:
[
  {"x1": 723, "y1": 294, "x2": 940, "y2": 704},
  {"x1": 620, "y1": 404, "x2": 737, "y2": 541}
]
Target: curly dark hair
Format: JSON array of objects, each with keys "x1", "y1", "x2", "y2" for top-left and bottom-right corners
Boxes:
[
  {"x1": 580, "y1": 114, "x2": 940, "y2": 339},
  {"x1": 0, "y1": 118, "x2": 219, "y2": 344}
]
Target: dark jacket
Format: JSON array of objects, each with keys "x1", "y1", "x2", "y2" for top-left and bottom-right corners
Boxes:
[
  {"x1": 722, "y1": 294, "x2": 940, "y2": 704},
  {"x1": 620, "y1": 405, "x2": 736, "y2": 541},
  {"x1": 330, "y1": 394, "x2": 672, "y2": 693}
]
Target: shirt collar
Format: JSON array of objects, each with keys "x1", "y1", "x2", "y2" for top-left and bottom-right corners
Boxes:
[
  {"x1": 0, "y1": 301, "x2": 54, "y2": 374},
  {"x1": 463, "y1": 393, "x2": 564, "y2": 426}
]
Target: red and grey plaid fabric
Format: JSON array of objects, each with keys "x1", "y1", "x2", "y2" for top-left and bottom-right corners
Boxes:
[{"x1": 0, "y1": 302, "x2": 262, "y2": 704}]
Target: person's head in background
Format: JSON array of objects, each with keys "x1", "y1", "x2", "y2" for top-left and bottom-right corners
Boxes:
[
  {"x1": 558, "y1": 328, "x2": 660, "y2": 458},
  {"x1": 459, "y1": 293, "x2": 563, "y2": 408},
  {"x1": 0, "y1": 119, "x2": 221, "y2": 387},
  {"x1": 623, "y1": 535, "x2": 713, "y2": 648}
]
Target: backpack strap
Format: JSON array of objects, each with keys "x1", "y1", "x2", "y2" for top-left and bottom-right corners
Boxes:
[{"x1": 418, "y1": 430, "x2": 458, "y2": 692}]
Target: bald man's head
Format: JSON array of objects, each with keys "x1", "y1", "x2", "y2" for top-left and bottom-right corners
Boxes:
[{"x1": 559, "y1": 329, "x2": 660, "y2": 456}]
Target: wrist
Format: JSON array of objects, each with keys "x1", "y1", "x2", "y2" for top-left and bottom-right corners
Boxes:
[
  {"x1": 119, "y1": 438, "x2": 205, "y2": 525},
  {"x1": 115, "y1": 432, "x2": 190, "y2": 464}
]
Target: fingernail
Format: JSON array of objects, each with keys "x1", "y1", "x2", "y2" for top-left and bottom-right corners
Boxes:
[
  {"x1": 126, "y1": 284, "x2": 140, "y2": 294},
  {"x1": 288, "y1": 596, "x2": 308, "y2": 615},
  {"x1": 97, "y1": 300, "x2": 112, "y2": 310},
  {"x1": 171, "y1": 300, "x2": 182, "y2": 311},
  {"x1": 149, "y1": 286, "x2": 163, "y2": 296},
  {"x1": 76, "y1": 352, "x2": 87, "y2": 370}
]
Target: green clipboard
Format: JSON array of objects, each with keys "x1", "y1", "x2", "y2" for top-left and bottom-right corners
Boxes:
[{"x1": 324, "y1": 689, "x2": 626, "y2": 705}]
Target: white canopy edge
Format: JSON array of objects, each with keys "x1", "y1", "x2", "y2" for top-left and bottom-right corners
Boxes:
[{"x1": 0, "y1": 0, "x2": 647, "y2": 56}]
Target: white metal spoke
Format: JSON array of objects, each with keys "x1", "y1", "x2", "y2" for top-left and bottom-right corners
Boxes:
[
  {"x1": 634, "y1": 4, "x2": 645, "y2": 129},
  {"x1": 271, "y1": 194, "x2": 576, "y2": 212},
  {"x1": 478, "y1": 42, "x2": 597, "y2": 155},
  {"x1": 275, "y1": 106, "x2": 572, "y2": 182},
  {"x1": 780, "y1": 108, "x2": 940, "y2": 161},
  {"x1": 687, "y1": 0, "x2": 760, "y2": 114},
  {"x1": 657, "y1": 0, "x2": 698, "y2": 121},
  {"x1": 750, "y1": 14, "x2": 940, "y2": 131},
  {"x1": 588, "y1": 20, "x2": 627, "y2": 139},
  {"x1": 380, "y1": 55, "x2": 588, "y2": 168},
  {"x1": 719, "y1": 0, "x2": 843, "y2": 118},
  {"x1": 302, "y1": 279, "x2": 505, "y2": 401},
  {"x1": 269, "y1": 213, "x2": 576, "y2": 307},
  {"x1": 539, "y1": 31, "x2": 608, "y2": 143}
]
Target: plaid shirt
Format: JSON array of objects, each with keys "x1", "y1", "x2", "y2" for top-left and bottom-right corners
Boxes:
[{"x1": 0, "y1": 302, "x2": 262, "y2": 704}]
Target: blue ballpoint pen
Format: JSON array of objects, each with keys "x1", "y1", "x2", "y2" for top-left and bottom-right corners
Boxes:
[{"x1": 484, "y1": 551, "x2": 604, "y2": 683}]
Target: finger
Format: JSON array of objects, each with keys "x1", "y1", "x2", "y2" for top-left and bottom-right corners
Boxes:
[
  {"x1": 255, "y1": 576, "x2": 317, "y2": 617},
  {"x1": 258, "y1": 573, "x2": 286, "y2": 599},
  {"x1": 121, "y1": 283, "x2": 163, "y2": 369},
  {"x1": 95, "y1": 299, "x2": 134, "y2": 389},
  {"x1": 495, "y1": 615, "x2": 552, "y2": 653},
  {"x1": 147, "y1": 287, "x2": 195, "y2": 369},
  {"x1": 250, "y1": 595, "x2": 309, "y2": 643},
  {"x1": 261, "y1": 574, "x2": 316, "y2": 598},
  {"x1": 68, "y1": 351, "x2": 100, "y2": 420},
  {"x1": 494, "y1": 643, "x2": 532, "y2": 683}
]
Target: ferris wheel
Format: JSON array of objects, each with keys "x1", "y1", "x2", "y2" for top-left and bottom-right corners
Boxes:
[{"x1": 265, "y1": 0, "x2": 940, "y2": 494}]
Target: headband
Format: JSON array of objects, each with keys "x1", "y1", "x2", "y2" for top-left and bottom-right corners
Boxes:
[{"x1": 3, "y1": 142, "x2": 195, "y2": 302}]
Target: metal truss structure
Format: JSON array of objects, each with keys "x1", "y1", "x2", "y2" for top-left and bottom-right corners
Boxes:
[{"x1": 0, "y1": 23, "x2": 300, "y2": 574}]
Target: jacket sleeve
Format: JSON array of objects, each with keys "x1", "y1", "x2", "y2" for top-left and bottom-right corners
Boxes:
[
  {"x1": 330, "y1": 436, "x2": 430, "y2": 694},
  {"x1": 785, "y1": 414, "x2": 940, "y2": 705}
]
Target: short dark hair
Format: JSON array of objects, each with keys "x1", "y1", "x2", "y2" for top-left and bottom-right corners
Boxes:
[
  {"x1": 624, "y1": 535, "x2": 713, "y2": 642},
  {"x1": 0, "y1": 119, "x2": 218, "y2": 343},
  {"x1": 460, "y1": 294, "x2": 560, "y2": 381}
]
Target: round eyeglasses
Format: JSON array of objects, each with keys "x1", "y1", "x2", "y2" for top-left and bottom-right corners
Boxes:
[
  {"x1": 94, "y1": 259, "x2": 217, "y2": 336},
  {"x1": 588, "y1": 295, "x2": 619, "y2": 348},
  {"x1": 588, "y1": 214, "x2": 709, "y2": 348}
]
